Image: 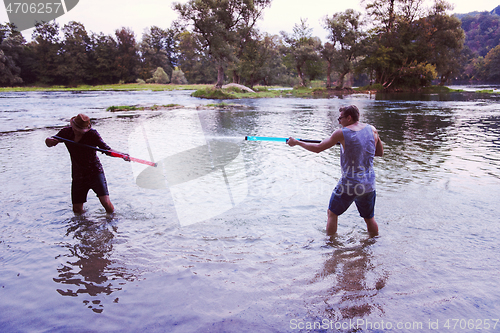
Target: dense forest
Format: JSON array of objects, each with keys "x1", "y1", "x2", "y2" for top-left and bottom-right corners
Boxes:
[{"x1": 1, "y1": 0, "x2": 499, "y2": 89}]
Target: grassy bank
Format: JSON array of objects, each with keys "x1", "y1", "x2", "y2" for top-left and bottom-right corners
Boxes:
[
  {"x1": 106, "y1": 104, "x2": 182, "y2": 112},
  {"x1": 0, "y1": 83, "x2": 212, "y2": 92},
  {"x1": 1, "y1": 82, "x2": 487, "y2": 96},
  {"x1": 190, "y1": 86, "x2": 373, "y2": 99},
  {"x1": 0, "y1": 82, "x2": 368, "y2": 97},
  {"x1": 189, "y1": 85, "x2": 473, "y2": 99}
]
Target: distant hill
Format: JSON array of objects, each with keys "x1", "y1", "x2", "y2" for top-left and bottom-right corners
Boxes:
[
  {"x1": 454, "y1": 5, "x2": 500, "y2": 19},
  {"x1": 454, "y1": 12, "x2": 481, "y2": 19},
  {"x1": 454, "y1": 6, "x2": 500, "y2": 57}
]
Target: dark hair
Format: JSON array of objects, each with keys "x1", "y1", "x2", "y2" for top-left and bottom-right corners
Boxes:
[{"x1": 339, "y1": 105, "x2": 359, "y2": 122}]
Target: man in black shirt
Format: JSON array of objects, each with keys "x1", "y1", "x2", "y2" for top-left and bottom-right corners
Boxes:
[{"x1": 46, "y1": 114, "x2": 114, "y2": 214}]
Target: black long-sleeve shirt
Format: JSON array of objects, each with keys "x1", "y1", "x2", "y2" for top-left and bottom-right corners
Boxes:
[{"x1": 56, "y1": 127, "x2": 111, "y2": 180}]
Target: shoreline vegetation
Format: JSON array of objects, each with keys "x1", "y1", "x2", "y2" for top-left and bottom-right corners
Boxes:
[
  {"x1": 0, "y1": 83, "x2": 497, "y2": 100},
  {"x1": 3, "y1": 82, "x2": 498, "y2": 114},
  {"x1": 0, "y1": 81, "x2": 496, "y2": 93}
]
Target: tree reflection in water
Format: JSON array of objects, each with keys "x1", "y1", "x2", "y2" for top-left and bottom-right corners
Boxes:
[
  {"x1": 54, "y1": 215, "x2": 135, "y2": 313},
  {"x1": 314, "y1": 236, "x2": 388, "y2": 321}
]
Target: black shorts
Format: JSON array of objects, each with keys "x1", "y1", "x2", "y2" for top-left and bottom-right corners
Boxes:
[
  {"x1": 328, "y1": 190, "x2": 376, "y2": 219},
  {"x1": 71, "y1": 173, "x2": 109, "y2": 204}
]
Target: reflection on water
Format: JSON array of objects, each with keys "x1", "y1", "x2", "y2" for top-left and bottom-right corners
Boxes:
[
  {"x1": 54, "y1": 215, "x2": 135, "y2": 313},
  {"x1": 362, "y1": 99, "x2": 500, "y2": 189},
  {"x1": 313, "y1": 236, "x2": 388, "y2": 321}
]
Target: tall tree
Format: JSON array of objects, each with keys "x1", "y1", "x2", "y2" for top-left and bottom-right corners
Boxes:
[
  {"x1": 323, "y1": 9, "x2": 364, "y2": 88},
  {"x1": 174, "y1": 0, "x2": 271, "y2": 88},
  {"x1": 361, "y1": 0, "x2": 464, "y2": 89},
  {"x1": 89, "y1": 33, "x2": 120, "y2": 84},
  {"x1": 258, "y1": 34, "x2": 288, "y2": 86},
  {"x1": 483, "y1": 45, "x2": 500, "y2": 82},
  {"x1": 0, "y1": 23, "x2": 25, "y2": 86},
  {"x1": 177, "y1": 31, "x2": 216, "y2": 84},
  {"x1": 365, "y1": 0, "x2": 396, "y2": 33},
  {"x1": 140, "y1": 26, "x2": 178, "y2": 81},
  {"x1": 114, "y1": 27, "x2": 140, "y2": 83},
  {"x1": 61, "y1": 21, "x2": 91, "y2": 85},
  {"x1": 31, "y1": 21, "x2": 62, "y2": 85},
  {"x1": 237, "y1": 33, "x2": 287, "y2": 87},
  {"x1": 320, "y1": 42, "x2": 336, "y2": 88},
  {"x1": 418, "y1": 0, "x2": 465, "y2": 85},
  {"x1": 280, "y1": 19, "x2": 321, "y2": 87}
]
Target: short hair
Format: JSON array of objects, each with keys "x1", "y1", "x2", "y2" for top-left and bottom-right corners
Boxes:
[{"x1": 339, "y1": 105, "x2": 359, "y2": 122}]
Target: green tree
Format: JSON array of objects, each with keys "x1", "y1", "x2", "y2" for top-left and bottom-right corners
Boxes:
[
  {"x1": 30, "y1": 21, "x2": 62, "y2": 85},
  {"x1": 114, "y1": 27, "x2": 140, "y2": 83},
  {"x1": 483, "y1": 45, "x2": 500, "y2": 82},
  {"x1": 280, "y1": 19, "x2": 322, "y2": 87},
  {"x1": 363, "y1": 0, "x2": 424, "y2": 88},
  {"x1": 258, "y1": 34, "x2": 289, "y2": 86},
  {"x1": 177, "y1": 31, "x2": 216, "y2": 84},
  {"x1": 323, "y1": 9, "x2": 364, "y2": 88},
  {"x1": 364, "y1": 0, "x2": 405, "y2": 34},
  {"x1": 234, "y1": 32, "x2": 287, "y2": 87},
  {"x1": 0, "y1": 23, "x2": 25, "y2": 86},
  {"x1": 470, "y1": 56, "x2": 487, "y2": 81},
  {"x1": 140, "y1": 26, "x2": 178, "y2": 81},
  {"x1": 89, "y1": 33, "x2": 120, "y2": 84},
  {"x1": 228, "y1": 1, "x2": 272, "y2": 84},
  {"x1": 174, "y1": 0, "x2": 271, "y2": 88},
  {"x1": 361, "y1": 0, "x2": 464, "y2": 89},
  {"x1": 358, "y1": 39, "x2": 392, "y2": 87},
  {"x1": 320, "y1": 42, "x2": 335, "y2": 88},
  {"x1": 61, "y1": 21, "x2": 91, "y2": 85},
  {"x1": 417, "y1": 1, "x2": 465, "y2": 85}
]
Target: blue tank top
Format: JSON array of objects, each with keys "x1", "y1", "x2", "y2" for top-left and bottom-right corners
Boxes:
[{"x1": 336, "y1": 125, "x2": 376, "y2": 195}]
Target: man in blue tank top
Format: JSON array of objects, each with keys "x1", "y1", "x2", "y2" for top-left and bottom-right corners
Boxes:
[{"x1": 287, "y1": 105, "x2": 383, "y2": 236}]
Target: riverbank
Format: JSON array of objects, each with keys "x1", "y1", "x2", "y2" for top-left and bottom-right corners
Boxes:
[
  {"x1": 0, "y1": 83, "x2": 213, "y2": 92},
  {"x1": 0, "y1": 83, "x2": 363, "y2": 98},
  {"x1": 0, "y1": 83, "x2": 474, "y2": 97}
]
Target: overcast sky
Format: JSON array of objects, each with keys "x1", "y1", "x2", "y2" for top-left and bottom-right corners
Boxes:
[{"x1": 1, "y1": 0, "x2": 498, "y2": 42}]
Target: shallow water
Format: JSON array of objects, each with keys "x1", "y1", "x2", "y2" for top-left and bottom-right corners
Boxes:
[{"x1": 1, "y1": 89, "x2": 499, "y2": 332}]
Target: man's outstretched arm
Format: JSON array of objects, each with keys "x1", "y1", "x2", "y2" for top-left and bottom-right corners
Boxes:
[{"x1": 287, "y1": 129, "x2": 343, "y2": 153}]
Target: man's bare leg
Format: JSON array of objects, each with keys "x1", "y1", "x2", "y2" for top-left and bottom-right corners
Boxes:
[
  {"x1": 364, "y1": 217, "x2": 379, "y2": 236},
  {"x1": 73, "y1": 203, "x2": 84, "y2": 214},
  {"x1": 326, "y1": 209, "x2": 338, "y2": 235},
  {"x1": 98, "y1": 195, "x2": 114, "y2": 214}
]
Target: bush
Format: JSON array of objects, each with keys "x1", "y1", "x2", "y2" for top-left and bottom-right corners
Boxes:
[
  {"x1": 171, "y1": 68, "x2": 188, "y2": 85},
  {"x1": 224, "y1": 86, "x2": 245, "y2": 93},
  {"x1": 152, "y1": 67, "x2": 170, "y2": 84},
  {"x1": 191, "y1": 88, "x2": 236, "y2": 99}
]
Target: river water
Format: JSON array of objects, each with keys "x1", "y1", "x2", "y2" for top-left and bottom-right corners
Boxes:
[{"x1": 0, "y1": 88, "x2": 499, "y2": 332}]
